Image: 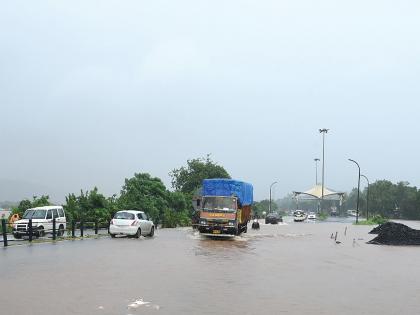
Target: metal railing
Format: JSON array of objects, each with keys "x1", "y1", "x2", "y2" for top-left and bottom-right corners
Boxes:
[{"x1": 1, "y1": 218, "x2": 109, "y2": 247}]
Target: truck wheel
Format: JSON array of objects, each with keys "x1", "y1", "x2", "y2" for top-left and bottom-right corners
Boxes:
[{"x1": 13, "y1": 233, "x2": 21, "y2": 239}]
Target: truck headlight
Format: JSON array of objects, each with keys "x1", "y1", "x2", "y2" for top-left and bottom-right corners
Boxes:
[
  {"x1": 200, "y1": 220, "x2": 207, "y2": 225},
  {"x1": 228, "y1": 221, "x2": 235, "y2": 226}
]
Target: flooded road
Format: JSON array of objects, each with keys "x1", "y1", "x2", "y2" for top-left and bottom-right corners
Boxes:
[{"x1": 2, "y1": 218, "x2": 420, "y2": 315}]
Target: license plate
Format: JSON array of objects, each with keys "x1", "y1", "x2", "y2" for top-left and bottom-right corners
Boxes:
[{"x1": 212, "y1": 230, "x2": 221, "y2": 234}]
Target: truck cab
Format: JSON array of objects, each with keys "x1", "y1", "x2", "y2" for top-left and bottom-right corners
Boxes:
[{"x1": 198, "y1": 196, "x2": 239, "y2": 235}]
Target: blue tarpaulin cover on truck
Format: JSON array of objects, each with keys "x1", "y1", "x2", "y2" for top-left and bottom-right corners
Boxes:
[{"x1": 202, "y1": 179, "x2": 253, "y2": 206}]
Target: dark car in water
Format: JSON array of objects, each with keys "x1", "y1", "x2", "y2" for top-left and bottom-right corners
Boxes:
[{"x1": 265, "y1": 213, "x2": 282, "y2": 224}]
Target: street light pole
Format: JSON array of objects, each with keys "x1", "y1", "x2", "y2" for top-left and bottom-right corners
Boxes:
[
  {"x1": 269, "y1": 181, "x2": 278, "y2": 214},
  {"x1": 361, "y1": 174, "x2": 370, "y2": 220},
  {"x1": 319, "y1": 129, "x2": 329, "y2": 209},
  {"x1": 314, "y1": 158, "x2": 320, "y2": 185},
  {"x1": 348, "y1": 159, "x2": 361, "y2": 224}
]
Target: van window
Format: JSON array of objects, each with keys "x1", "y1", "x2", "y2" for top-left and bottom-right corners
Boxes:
[
  {"x1": 53, "y1": 208, "x2": 59, "y2": 218},
  {"x1": 46, "y1": 210, "x2": 52, "y2": 220},
  {"x1": 28, "y1": 210, "x2": 47, "y2": 219},
  {"x1": 58, "y1": 208, "x2": 65, "y2": 217}
]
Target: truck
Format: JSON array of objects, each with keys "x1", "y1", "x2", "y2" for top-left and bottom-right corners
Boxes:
[{"x1": 197, "y1": 179, "x2": 253, "y2": 236}]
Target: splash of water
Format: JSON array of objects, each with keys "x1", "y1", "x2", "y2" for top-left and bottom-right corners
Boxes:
[{"x1": 128, "y1": 299, "x2": 150, "y2": 308}]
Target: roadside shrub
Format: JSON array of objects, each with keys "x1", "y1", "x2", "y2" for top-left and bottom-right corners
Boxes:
[{"x1": 355, "y1": 214, "x2": 389, "y2": 225}]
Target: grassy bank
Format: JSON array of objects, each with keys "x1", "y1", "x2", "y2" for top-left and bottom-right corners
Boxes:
[{"x1": 354, "y1": 215, "x2": 388, "y2": 225}]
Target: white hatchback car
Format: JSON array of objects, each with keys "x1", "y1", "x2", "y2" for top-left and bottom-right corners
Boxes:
[
  {"x1": 109, "y1": 210, "x2": 154, "y2": 238},
  {"x1": 307, "y1": 212, "x2": 317, "y2": 220}
]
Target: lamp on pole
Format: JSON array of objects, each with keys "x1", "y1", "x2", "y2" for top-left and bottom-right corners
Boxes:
[
  {"x1": 348, "y1": 159, "x2": 361, "y2": 224},
  {"x1": 361, "y1": 174, "x2": 370, "y2": 220},
  {"x1": 269, "y1": 181, "x2": 278, "y2": 214},
  {"x1": 314, "y1": 158, "x2": 320, "y2": 185}
]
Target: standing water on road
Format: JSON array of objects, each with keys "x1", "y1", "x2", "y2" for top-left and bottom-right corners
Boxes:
[{"x1": 1, "y1": 220, "x2": 420, "y2": 315}]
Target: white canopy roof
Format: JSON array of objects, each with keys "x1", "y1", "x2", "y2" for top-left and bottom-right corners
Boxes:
[{"x1": 293, "y1": 184, "x2": 344, "y2": 200}]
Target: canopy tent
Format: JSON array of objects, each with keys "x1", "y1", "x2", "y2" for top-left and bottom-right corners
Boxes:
[
  {"x1": 292, "y1": 184, "x2": 344, "y2": 213},
  {"x1": 293, "y1": 184, "x2": 344, "y2": 200}
]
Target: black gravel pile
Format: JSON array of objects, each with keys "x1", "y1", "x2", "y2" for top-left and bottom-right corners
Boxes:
[{"x1": 368, "y1": 221, "x2": 420, "y2": 245}]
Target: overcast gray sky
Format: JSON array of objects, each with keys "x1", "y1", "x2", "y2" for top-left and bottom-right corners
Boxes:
[{"x1": 1, "y1": 0, "x2": 420, "y2": 203}]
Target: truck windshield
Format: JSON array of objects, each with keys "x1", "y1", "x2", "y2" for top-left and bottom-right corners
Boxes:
[
  {"x1": 23, "y1": 210, "x2": 47, "y2": 219},
  {"x1": 202, "y1": 197, "x2": 236, "y2": 212}
]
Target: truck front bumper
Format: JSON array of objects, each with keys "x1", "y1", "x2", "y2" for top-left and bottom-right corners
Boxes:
[{"x1": 198, "y1": 225, "x2": 237, "y2": 235}]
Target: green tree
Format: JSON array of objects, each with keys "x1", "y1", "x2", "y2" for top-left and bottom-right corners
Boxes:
[
  {"x1": 12, "y1": 195, "x2": 51, "y2": 217},
  {"x1": 253, "y1": 199, "x2": 279, "y2": 217},
  {"x1": 169, "y1": 155, "x2": 230, "y2": 194},
  {"x1": 118, "y1": 173, "x2": 169, "y2": 224},
  {"x1": 369, "y1": 180, "x2": 397, "y2": 217},
  {"x1": 64, "y1": 193, "x2": 79, "y2": 222},
  {"x1": 64, "y1": 188, "x2": 111, "y2": 223},
  {"x1": 168, "y1": 191, "x2": 188, "y2": 213},
  {"x1": 395, "y1": 182, "x2": 419, "y2": 219}
]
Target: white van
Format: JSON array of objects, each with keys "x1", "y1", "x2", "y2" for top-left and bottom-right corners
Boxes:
[{"x1": 13, "y1": 206, "x2": 67, "y2": 238}]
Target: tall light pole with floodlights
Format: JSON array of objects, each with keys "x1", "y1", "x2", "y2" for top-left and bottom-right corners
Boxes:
[
  {"x1": 319, "y1": 129, "x2": 329, "y2": 207},
  {"x1": 314, "y1": 158, "x2": 320, "y2": 185},
  {"x1": 269, "y1": 181, "x2": 278, "y2": 214},
  {"x1": 348, "y1": 159, "x2": 361, "y2": 224},
  {"x1": 361, "y1": 174, "x2": 370, "y2": 220}
]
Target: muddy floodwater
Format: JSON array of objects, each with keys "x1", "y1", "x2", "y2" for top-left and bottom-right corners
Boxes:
[{"x1": 2, "y1": 218, "x2": 420, "y2": 315}]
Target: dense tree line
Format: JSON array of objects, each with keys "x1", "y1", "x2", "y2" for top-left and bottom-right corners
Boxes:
[{"x1": 344, "y1": 180, "x2": 420, "y2": 220}]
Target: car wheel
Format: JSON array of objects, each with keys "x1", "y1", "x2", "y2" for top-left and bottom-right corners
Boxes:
[
  {"x1": 134, "y1": 228, "x2": 141, "y2": 239},
  {"x1": 13, "y1": 233, "x2": 21, "y2": 239},
  {"x1": 37, "y1": 227, "x2": 44, "y2": 238},
  {"x1": 110, "y1": 233, "x2": 116, "y2": 238},
  {"x1": 147, "y1": 226, "x2": 155, "y2": 237},
  {"x1": 57, "y1": 225, "x2": 65, "y2": 237}
]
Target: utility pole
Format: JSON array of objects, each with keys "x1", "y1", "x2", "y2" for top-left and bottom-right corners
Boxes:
[{"x1": 269, "y1": 181, "x2": 278, "y2": 213}]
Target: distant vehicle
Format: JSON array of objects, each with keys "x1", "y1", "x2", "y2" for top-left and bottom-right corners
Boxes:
[
  {"x1": 251, "y1": 219, "x2": 260, "y2": 229},
  {"x1": 109, "y1": 210, "x2": 154, "y2": 238},
  {"x1": 13, "y1": 206, "x2": 66, "y2": 238},
  {"x1": 293, "y1": 210, "x2": 307, "y2": 222},
  {"x1": 265, "y1": 213, "x2": 282, "y2": 224},
  {"x1": 307, "y1": 212, "x2": 317, "y2": 220},
  {"x1": 347, "y1": 210, "x2": 358, "y2": 217}
]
